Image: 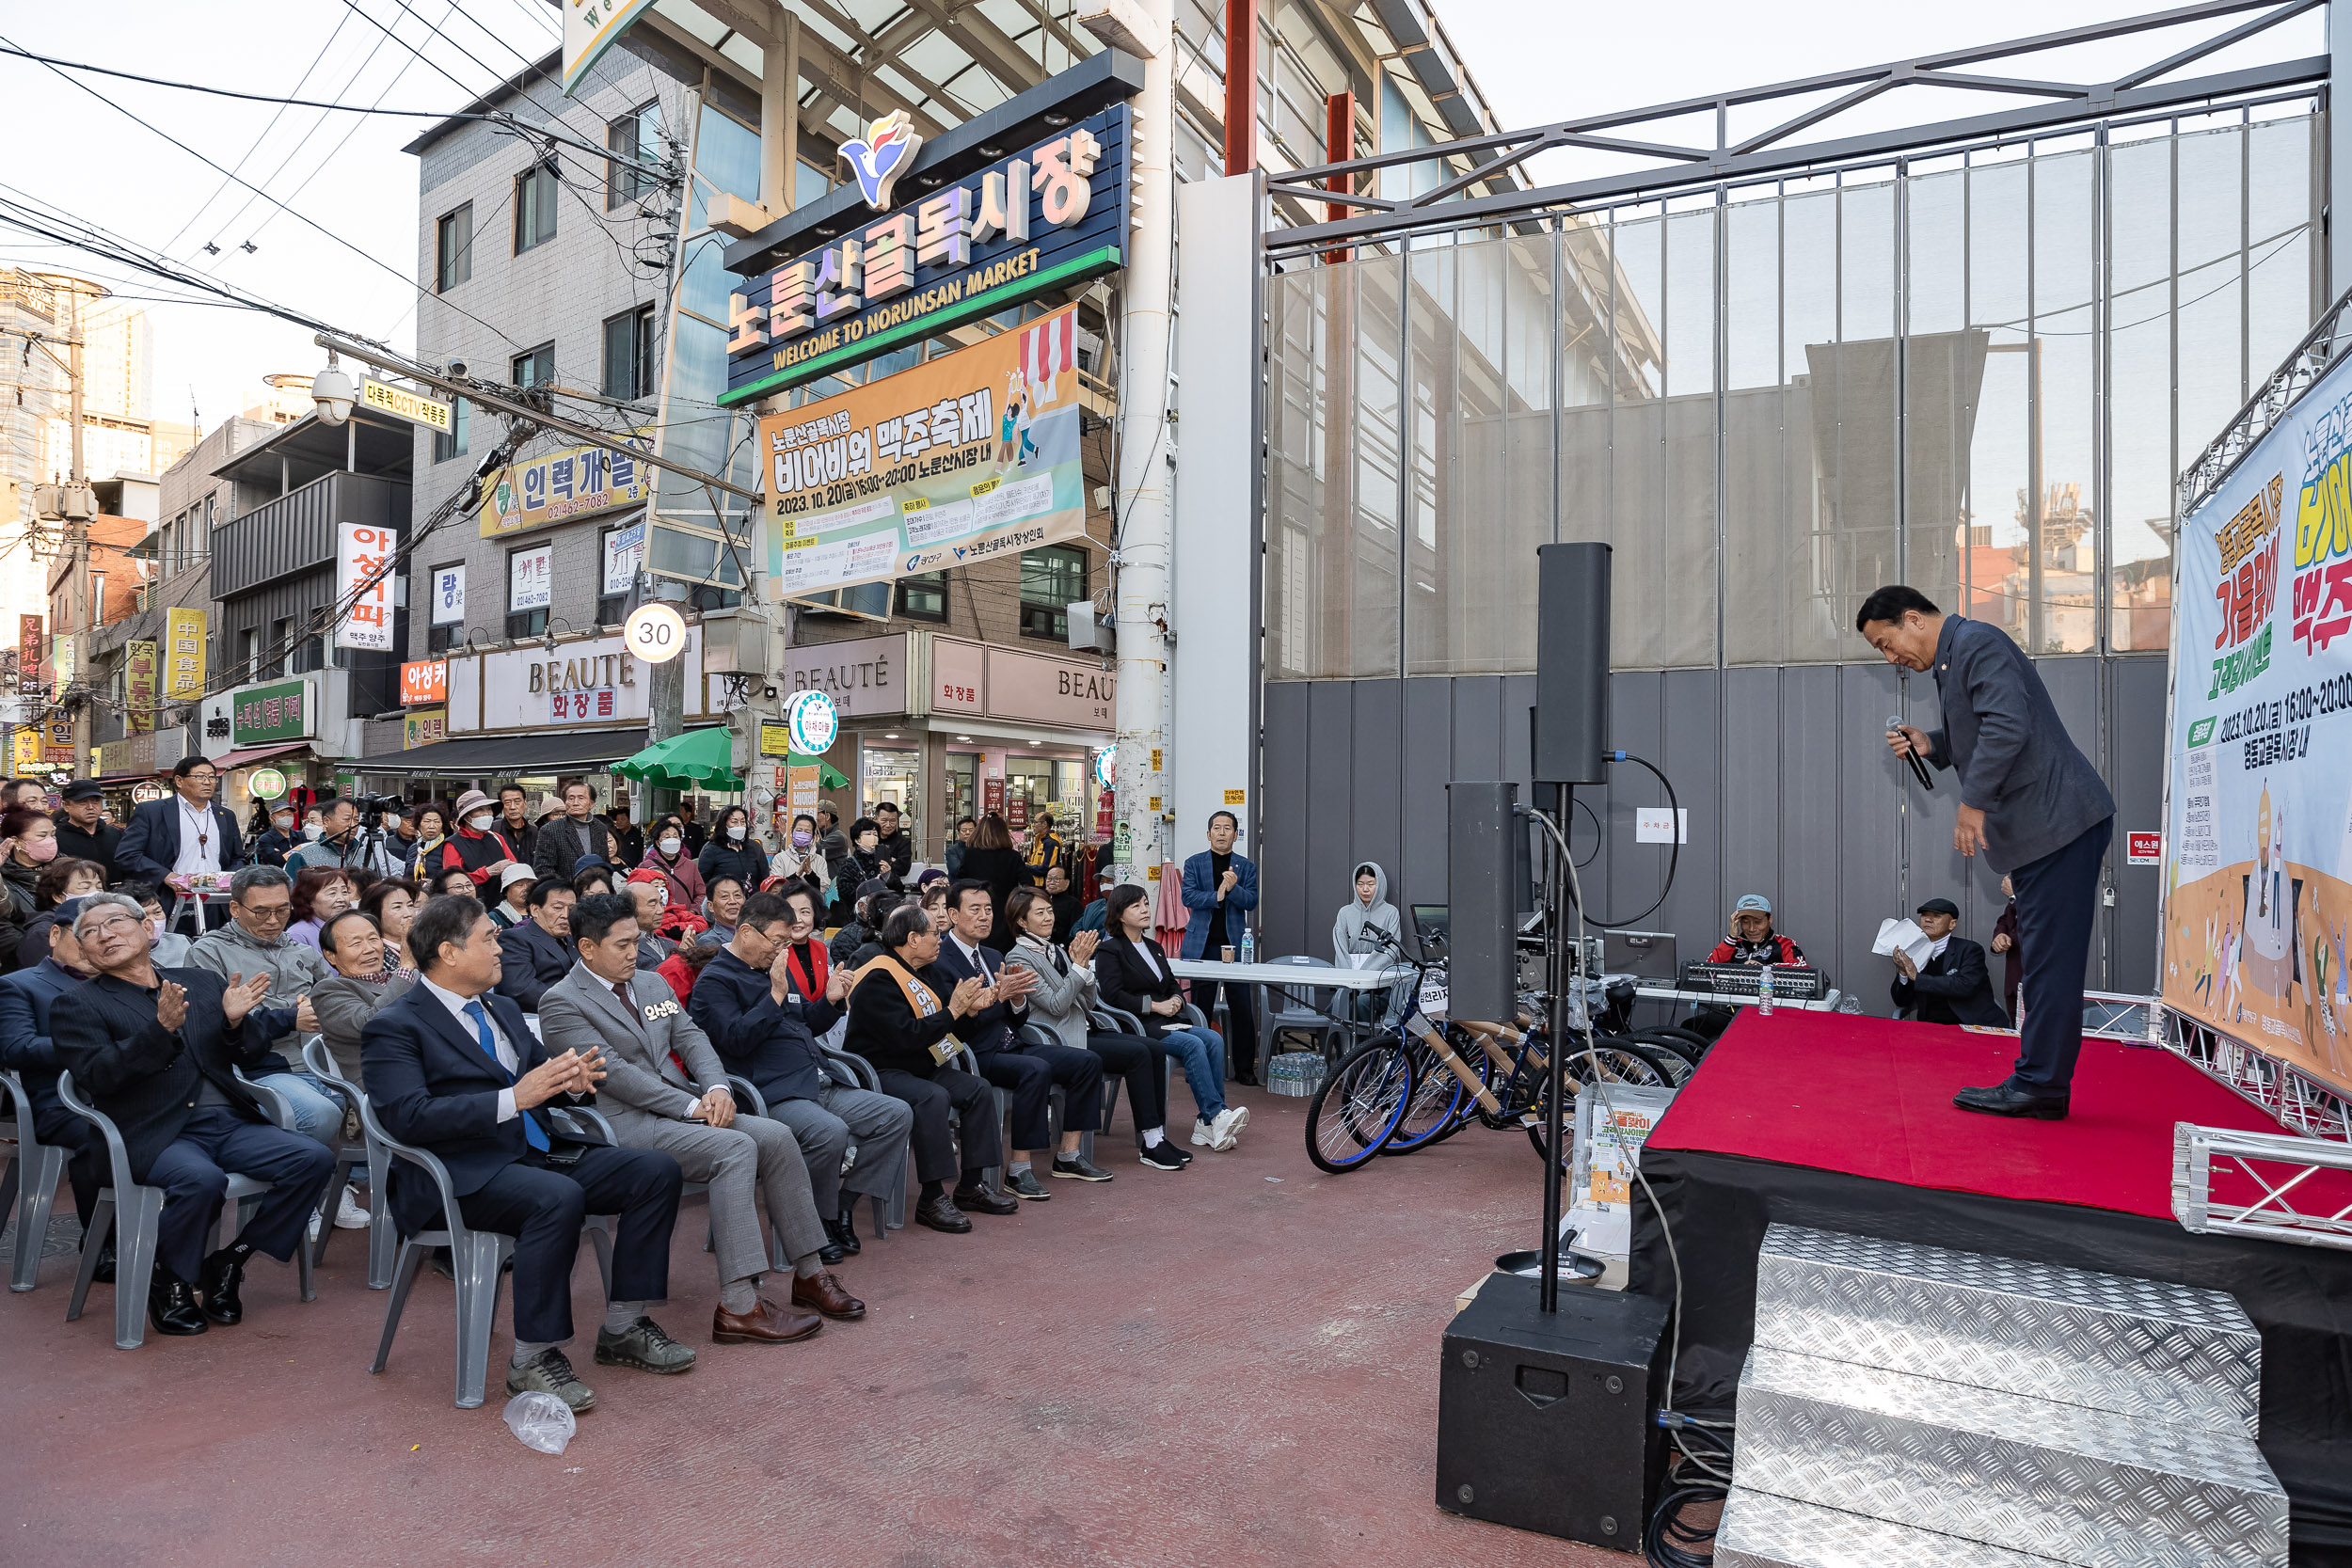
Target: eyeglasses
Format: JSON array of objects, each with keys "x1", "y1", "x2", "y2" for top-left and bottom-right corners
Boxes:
[
  {"x1": 80, "y1": 914, "x2": 142, "y2": 937},
  {"x1": 183, "y1": 770, "x2": 217, "y2": 782},
  {"x1": 239, "y1": 903, "x2": 293, "y2": 923}
]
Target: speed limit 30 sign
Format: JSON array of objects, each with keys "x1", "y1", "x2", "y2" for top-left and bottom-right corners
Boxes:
[{"x1": 624, "y1": 602, "x2": 688, "y2": 664}]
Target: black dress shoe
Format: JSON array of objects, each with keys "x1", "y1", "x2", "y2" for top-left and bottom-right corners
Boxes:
[
  {"x1": 953, "y1": 1180, "x2": 1021, "y2": 1216},
  {"x1": 830, "y1": 1211, "x2": 863, "y2": 1257},
  {"x1": 198, "y1": 1251, "x2": 246, "y2": 1325},
  {"x1": 818, "y1": 1236, "x2": 850, "y2": 1266},
  {"x1": 90, "y1": 1243, "x2": 116, "y2": 1285},
  {"x1": 914, "y1": 1195, "x2": 973, "y2": 1233},
  {"x1": 147, "y1": 1277, "x2": 209, "y2": 1337},
  {"x1": 1001, "y1": 1169, "x2": 1051, "y2": 1200},
  {"x1": 1953, "y1": 1077, "x2": 2070, "y2": 1121}
]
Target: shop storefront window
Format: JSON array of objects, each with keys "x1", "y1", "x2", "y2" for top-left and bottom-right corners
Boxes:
[
  {"x1": 945, "y1": 751, "x2": 977, "y2": 829},
  {"x1": 861, "y1": 745, "x2": 920, "y2": 834}
]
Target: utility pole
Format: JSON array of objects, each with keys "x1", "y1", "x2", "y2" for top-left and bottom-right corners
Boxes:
[
  {"x1": 1113, "y1": 0, "x2": 1177, "y2": 890},
  {"x1": 67, "y1": 280, "x2": 88, "y2": 779}
]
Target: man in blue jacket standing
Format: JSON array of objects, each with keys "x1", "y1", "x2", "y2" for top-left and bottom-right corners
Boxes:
[
  {"x1": 1180, "y1": 810, "x2": 1261, "y2": 1085},
  {"x1": 1860, "y1": 586, "x2": 2116, "y2": 1120},
  {"x1": 115, "y1": 754, "x2": 245, "y2": 931}
]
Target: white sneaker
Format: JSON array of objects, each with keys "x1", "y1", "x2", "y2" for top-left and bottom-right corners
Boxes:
[
  {"x1": 1192, "y1": 1117, "x2": 1216, "y2": 1147},
  {"x1": 307, "y1": 1212, "x2": 323, "y2": 1243},
  {"x1": 333, "y1": 1187, "x2": 372, "y2": 1229},
  {"x1": 1210, "y1": 1106, "x2": 1247, "y2": 1150}
]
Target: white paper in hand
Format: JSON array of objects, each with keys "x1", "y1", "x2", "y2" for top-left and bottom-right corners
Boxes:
[{"x1": 1873, "y1": 917, "x2": 1933, "y2": 968}]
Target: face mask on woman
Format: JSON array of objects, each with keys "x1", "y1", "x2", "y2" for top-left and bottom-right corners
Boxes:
[
  {"x1": 24, "y1": 838, "x2": 56, "y2": 863},
  {"x1": 727, "y1": 823, "x2": 747, "y2": 841},
  {"x1": 146, "y1": 914, "x2": 166, "y2": 947},
  {"x1": 466, "y1": 813, "x2": 493, "y2": 832},
  {"x1": 659, "y1": 835, "x2": 682, "y2": 857},
  {"x1": 791, "y1": 830, "x2": 813, "y2": 848},
  {"x1": 303, "y1": 824, "x2": 324, "y2": 841}
]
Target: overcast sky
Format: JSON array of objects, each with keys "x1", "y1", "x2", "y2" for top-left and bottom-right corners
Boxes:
[{"x1": 0, "y1": 0, "x2": 2323, "y2": 436}]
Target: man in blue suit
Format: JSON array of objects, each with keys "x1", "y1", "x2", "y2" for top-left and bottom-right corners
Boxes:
[
  {"x1": 1179, "y1": 810, "x2": 1261, "y2": 1084},
  {"x1": 928, "y1": 881, "x2": 1106, "y2": 1197},
  {"x1": 361, "y1": 895, "x2": 691, "y2": 1414},
  {"x1": 1862, "y1": 586, "x2": 2117, "y2": 1120},
  {"x1": 0, "y1": 902, "x2": 100, "y2": 1247},
  {"x1": 115, "y1": 754, "x2": 246, "y2": 931}
]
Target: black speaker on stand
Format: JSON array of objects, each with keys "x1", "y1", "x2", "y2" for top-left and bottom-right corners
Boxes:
[{"x1": 1436, "y1": 540, "x2": 1664, "y2": 1552}]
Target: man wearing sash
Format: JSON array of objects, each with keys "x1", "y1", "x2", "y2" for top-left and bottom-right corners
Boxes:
[{"x1": 842, "y1": 904, "x2": 1019, "y2": 1233}]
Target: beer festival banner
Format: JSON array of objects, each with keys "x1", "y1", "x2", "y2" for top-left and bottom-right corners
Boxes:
[
  {"x1": 758, "y1": 304, "x2": 1088, "y2": 600},
  {"x1": 2164, "y1": 359, "x2": 2352, "y2": 1098}
]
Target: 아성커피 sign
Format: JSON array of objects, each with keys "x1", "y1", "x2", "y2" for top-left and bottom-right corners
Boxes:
[{"x1": 722, "y1": 105, "x2": 1129, "y2": 404}]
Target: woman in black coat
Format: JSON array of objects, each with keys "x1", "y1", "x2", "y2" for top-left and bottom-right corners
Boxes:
[
  {"x1": 694, "y1": 802, "x2": 770, "y2": 894},
  {"x1": 955, "y1": 812, "x2": 1030, "y2": 953},
  {"x1": 1090, "y1": 883, "x2": 1242, "y2": 1147}
]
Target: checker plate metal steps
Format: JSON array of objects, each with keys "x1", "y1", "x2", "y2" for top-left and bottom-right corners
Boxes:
[
  {"x1": 1753, "y1": 1223, "x2": 2261, "y2": 1436},
  {"x1": 1717, "y1": 1226, "x2": 2286, "y2": 1568},
  {"x1": 1717, "y1": 1487, "x2": 2074, "y2": 1568}
]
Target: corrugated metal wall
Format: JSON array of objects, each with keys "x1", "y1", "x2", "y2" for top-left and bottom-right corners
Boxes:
[{"x1": 1259, "y1": 653, "x2": 2168, "y2": 1009}]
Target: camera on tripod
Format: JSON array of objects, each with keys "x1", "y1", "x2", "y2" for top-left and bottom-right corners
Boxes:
[{"x1": 344, "y1": 792, "x2": 408, "y2": 821}]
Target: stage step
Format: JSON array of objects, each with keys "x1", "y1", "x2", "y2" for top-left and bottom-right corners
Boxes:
[
  {"x1": 1733, "y1": 1344, "x2": 2287, "y2": 1566},
  {"x1": 1716, "y1": 1487, "x2": 2073, "y2": 1568},
  {"x1": 1753, "y1": 1223, "x2": 2261, "y2": 1436}
]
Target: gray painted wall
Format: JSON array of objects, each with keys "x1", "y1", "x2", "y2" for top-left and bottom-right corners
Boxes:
[{"x1": 1259, "y1": 653, "x2": 2168, "y2": 1012}]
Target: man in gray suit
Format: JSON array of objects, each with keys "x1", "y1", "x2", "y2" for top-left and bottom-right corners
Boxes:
[
  {"x1": 1861, "y1": 586, "x2": 2116, "y2": 1119},
  {"x1": 537, "y1": 893, "x2": 865, "y2": 1344}
]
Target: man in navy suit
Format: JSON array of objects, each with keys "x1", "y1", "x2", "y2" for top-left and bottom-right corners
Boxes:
[
  {"x1": 115, "y1": 754, "x2": 246, "y2": 931},
  {"x1": 494, "y1": 880, "x2": 577, "y2": 1012},
  {"x1": 0, "y1": 902, "x2": 101, "y2": 1245},
  {"x1": 361, "y1": 895, "x2": 690, "y2": 1414},
  {"x1": 929, "y1": 880, "x2": 1107, "y2": 1198},
  {"x1": 1863, "y1": 586, "x2": 2117, "y2": 1119}
]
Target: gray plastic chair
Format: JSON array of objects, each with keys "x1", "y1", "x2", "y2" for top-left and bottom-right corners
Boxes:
[
  {"x1": 359, "y1": 1092, "x2": 614, "y2": 1409},
  {"x1": 818, "y1": 1047, "x2": 911, "y2": 1235},
  {"x1": 1263, "y1": 956, "x2": 1345, "y2": 1063},
  {"x1": 977, "y1": 1025, "x2": 1072, "y2": 1192},
  {"x1": 300, "y1": 1037, "x2": 394, "y2": 1289},
  {"x1": 3, "y1": 1068, "x2": 67, "y2": 1291},
  {"x1": 1089, "y1": 1005, "x2": 1183, "y2": 1144},
  {"x1": 57, "y1": 1069, "x2": 320, "y2": 1350}
]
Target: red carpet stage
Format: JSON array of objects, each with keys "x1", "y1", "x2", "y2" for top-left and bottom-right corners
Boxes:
[{"x1": 1629, "y1": 1011, "x2": 2352, "y2": 1565}]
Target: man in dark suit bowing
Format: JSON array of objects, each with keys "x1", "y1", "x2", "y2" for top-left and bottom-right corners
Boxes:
[
  {"x1": 930, "y1": 880, "x2": 1107, "y2": 1198},
  {"x1": 52, "y1": 893, "x2": 332, "y2": 1338},
  {"x1": 115, "y1": 754, "x2": 246, "y2": 931},
  {"x1": 361, "y1": 895, "x2": 691, "y2": 1415},
  {"x1": 1889, "y1": 897, "x2": 2009, "y2": 1027}
]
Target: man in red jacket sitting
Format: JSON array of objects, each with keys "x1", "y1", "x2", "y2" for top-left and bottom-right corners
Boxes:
[{"x1": 1706, "y1": 894, "x2": 1806, "y2": 968}]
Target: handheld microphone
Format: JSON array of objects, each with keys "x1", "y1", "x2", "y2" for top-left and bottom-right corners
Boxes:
[{"x1": 1886, "y1": 715, "x2": 1934, "y2": 792}]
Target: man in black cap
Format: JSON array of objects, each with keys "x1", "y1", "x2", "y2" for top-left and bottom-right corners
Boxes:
[
  {"x1": 55, "y1": 781, "x2": 123, "y2": 885},
  {"x1": 1889, "y1": 897, "x2": 2007, "y2": 1027}
]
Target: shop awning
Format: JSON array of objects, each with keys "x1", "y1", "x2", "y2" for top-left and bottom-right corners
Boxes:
[
  {"x1": 207, "y1": 742, "x2": 312, "y2": 772},
  {"x1": 380, "y1": 727, "x2": 651, "y2": 778}
]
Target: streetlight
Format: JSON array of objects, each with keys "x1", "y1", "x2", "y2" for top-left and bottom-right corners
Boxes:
[{"x1": 311, "y1": 353, "x2": 356, "y2": 426}]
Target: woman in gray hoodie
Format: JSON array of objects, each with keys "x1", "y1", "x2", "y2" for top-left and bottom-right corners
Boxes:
[{"x1": 1333, "y1": 862, "x2": 1401, "y2": 963}]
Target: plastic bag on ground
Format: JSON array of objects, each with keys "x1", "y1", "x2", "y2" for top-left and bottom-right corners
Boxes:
[{"x1": 501, "y1": 1391, "x2": 576, "y2": 1453}]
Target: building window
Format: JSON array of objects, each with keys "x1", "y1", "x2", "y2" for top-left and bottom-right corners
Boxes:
[
  {"x1": 432, "y1": 397, "x2": 470, "y2": 462},
  {"x1": 602, "y1": 306, "x2": 656, "y2": 402},
  {"x1": 897, "y1": 571, "x2": 948, "y2": 622},
  {"x1": 608, "y1": 100, "x2": 660, "y2": 209},
  {"x1": 428, "y1": 623, "x2": 456, "y2": 654},
  {"x1": 1018, "y1": 546, "x2": 1087, "y2": 641},
  {"x1": 436, "y1": 203, "x2": 473, "y2": 291},
  {"x1": 511, "y1": 342, "x2": 555, "y2": 389},
  {"x1": 514, "y1": 164, "x2": 558, "y2": 253}
]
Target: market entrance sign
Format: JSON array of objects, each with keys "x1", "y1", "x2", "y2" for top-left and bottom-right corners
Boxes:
[{"x1": 720, "y1": 104, "x2": 1130, "y2": 404}]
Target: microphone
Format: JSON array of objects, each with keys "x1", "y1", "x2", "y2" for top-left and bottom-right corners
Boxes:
[{"x1": 1886, "y1": 715, "x2": 1934, "y2": 792}]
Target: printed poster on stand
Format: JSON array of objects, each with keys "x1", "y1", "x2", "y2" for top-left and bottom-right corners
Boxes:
[
  {"x1": 758, "y1": 304, "x2": 1088, "y2": 600},
  {"x1": 2163, "y1": 355, "x2": 2352, "y2": 1098}
]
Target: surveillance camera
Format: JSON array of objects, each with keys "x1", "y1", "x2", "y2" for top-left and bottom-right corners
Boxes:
[{"x1": 446, "y1": 356, "x2": 469, "y2": 379}]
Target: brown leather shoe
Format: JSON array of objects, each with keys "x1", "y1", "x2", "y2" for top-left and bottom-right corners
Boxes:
[
  {"x1": 711, "y1": 1297, "x2": 823, "y2": 1345},
  {"x1": 790, "y1": 1270, "x2": 866, "y2": 1321}
]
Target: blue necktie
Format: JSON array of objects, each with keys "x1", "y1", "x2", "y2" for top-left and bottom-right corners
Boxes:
[{"x1": 465, "y1": 999, "x2": 549, "y2": 1152}]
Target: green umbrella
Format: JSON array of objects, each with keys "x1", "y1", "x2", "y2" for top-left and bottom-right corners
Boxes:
[
  {"x1": 787, "y1": 752, "x2": 851, "y2": 789},
  {"x1": 612, "y1": 726, "x2": 738, "y2": 790}
]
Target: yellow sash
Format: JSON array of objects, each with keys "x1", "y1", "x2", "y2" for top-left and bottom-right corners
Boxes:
[{"x1": 853, "y1": 955, "x2": 962, "y2": 1064}]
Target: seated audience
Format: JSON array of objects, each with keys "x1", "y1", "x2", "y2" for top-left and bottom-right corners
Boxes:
[
  {"x1": 494, "y1": 878, "x2": 577, "y2": 1012},
  {"x1": 285, "y1": 866, "x2": 358, "y2": 952},
  {"x1": 2, "y1": 806, "x2": 59, "y2": 918},
  {"x1": 540, "y1": 893, "x2": 859, "y2": 1343},
  {"x1": 656, "y1": 929, "x2": 721, "y2": 1005},
  {"x1": 840, "y1": 903, "x2": 1016, "y2": 1232},
  {"x1": 54, "y1": 894, "x2": 332, "y2": 1337},
  {"x1": 624, "y1": 872, "x2": 679, "y2": 970},
  {"x1": 122, "y1": 883, "x2": 195, "y2": 967},
  {"x1": 932, "y1": 880, "x2": 1106, "y2": 1196},
  {"x1": 489, "y1": 864, "x2": 538, "y2": 930},
  {"x1": 0, "y1": 900, "x2": 103, "y2": 1246},
  {"x1": 1041, "y1": 863, "x2": 1082, "y2": 945},
  {"x1": 361, "y1": 896, "x2": 691, "y2": 1412},
  {"x1": 1890, "y1": 896, "x2": 2008, "y2": 1026},
  {"x1": 1094, "y1": 883, "x2": 1245, "y2": 1151},
  {"x1": 1005, "y1": 887, "x2": 1184, "y2": 1171},
  {"x1": 359, "y1": 878, "x2": 422, "y2": 972},
  {"x1": 691, "y1": 888, "x2": 914, "y2": 1258},
  {"x1": 1333, "y1": 862, "x2": 1401, "y2": 963},
  {"x1": 312, "y1": 910, "x2": 416, "y2": 1086},
  {"x1": 828, "y1": 880, "x2": 893, "y2": 967},
  {"x1": 430, "y1": 864, "x2": 482, "y2": 899},
  {"x1": 185, "y1": 866, "x2": 341, "y2": 1145},
  {"x1": 35, "y1": 857, "x2": 105, "y2": 911},
  {"x1": 572, "y1": 862, "x2": 615, "y2": 901},
  {"x1": 1706, "y1": 894, "x2": 1806, "y2": 967},
  {"x1": 700, "y1": 873, "x2": 746, "y2": 948}
]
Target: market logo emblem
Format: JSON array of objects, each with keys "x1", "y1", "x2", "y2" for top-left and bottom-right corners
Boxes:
[
  {"x1": 844, "y1": 111, "x2": 923, "y2": 211},
  {"x1": 2187, "y1": 716, "x2": 2217, "y2": 747}
]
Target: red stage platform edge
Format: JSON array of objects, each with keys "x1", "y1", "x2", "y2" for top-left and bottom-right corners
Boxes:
[{"x1": 1647, "y1": 1010, "x2": 2344, "y2": 1223}]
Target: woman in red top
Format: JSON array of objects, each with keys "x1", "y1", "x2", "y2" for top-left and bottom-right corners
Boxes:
[
  {"x1": 776, "y1": 883, "x2": 831, "y2": 999},
  {"x1": 437, "y1": 788, "x2": 519, "y2": 890}
]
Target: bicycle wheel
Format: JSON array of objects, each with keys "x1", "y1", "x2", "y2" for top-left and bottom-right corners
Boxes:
[
  {"x1": 1625, "y1": 1031, "x2": 1701, "y2": 1085},
  {"x1": 1383, "y1": 1030, "x2": 1484, "y2": 1154},
  {"x1": 1304, "y1": 1040, "x2": 1417, "y2": 1173},
  {"x1": 1563, "y1": 1039, "x2": 1677, "y2": 1090}
]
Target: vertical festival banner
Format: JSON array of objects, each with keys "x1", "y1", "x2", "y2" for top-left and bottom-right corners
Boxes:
[
  {"x1": 126, "y1": 640, "x2": 158, "y2": 734},
  {"x1": 334, "y1": 523, "x2": 399, "y2": 651},
  {"x1": 2164, "y1": 365, "x2": 2352, "y2": 1097},
  {"x1": 165, "y1": 608, "x2": 207, "y2": 699}
]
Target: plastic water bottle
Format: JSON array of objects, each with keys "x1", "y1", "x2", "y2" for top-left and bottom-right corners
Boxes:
[
  {"x1": 1757, "y1": 963, "x2": 1775, "y2": 1017},
  {"x1": 1239, "y1": 926, "x2": 1255, "y2": 967}
]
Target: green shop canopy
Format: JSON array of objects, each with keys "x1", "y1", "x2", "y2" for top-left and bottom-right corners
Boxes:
[{"x1": 612, "y1": 726, "x2": 847, "y2": 791}]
